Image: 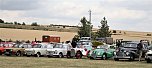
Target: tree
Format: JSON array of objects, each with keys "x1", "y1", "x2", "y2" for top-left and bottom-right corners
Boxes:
[
  {"x1": 0, "y1": 19, "x2": 4, "y2": 23},
  {"x1": 97, "y1": 17, "x2": 111, "y2": 38},
  {"x1": 17, "y1": 23, "x2": 21, "y2": 25},
  {"x1": 14, "y1": 21, "x2": 17, "y2": 25},
  {"x1": 31, "y1": 22, "x2": 39, "y2": 26},
  {"x1": 22, "y1": 22, "x2": 26, "y2": 25},
  {"x1": 78, "y1": 17, "x2": 92, "y2": 37}
]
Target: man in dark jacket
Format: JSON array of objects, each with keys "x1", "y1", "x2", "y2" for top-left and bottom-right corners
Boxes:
[{"x1": 137, "y1": 40, "x2": 143, "y2": 61}]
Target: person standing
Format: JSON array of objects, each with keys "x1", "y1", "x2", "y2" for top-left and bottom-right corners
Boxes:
[
  {"x1": 66, "y1": 41, "x2": 72, "y2": 58},
  {"x1": 137, "y1": 40, "x2": 144, "y2": 61}
]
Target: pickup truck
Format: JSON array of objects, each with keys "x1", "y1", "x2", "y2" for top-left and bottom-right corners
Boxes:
[{"x1": 25, "y1": 43, "x2": 54, "y2": 57}]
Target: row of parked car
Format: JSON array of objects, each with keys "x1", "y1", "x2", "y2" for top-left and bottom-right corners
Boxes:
[
  {"x1": 0, "y1": 42, "x2": 92, "y2": 59},
  {"x1": 0, "y1": 41, "x2": 152, "y2": 63}
]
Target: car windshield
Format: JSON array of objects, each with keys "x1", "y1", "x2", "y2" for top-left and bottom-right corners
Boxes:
[
  {"x1": 149, "y1": 45, "x2": 152, "y2": 50},
  {"x1": 33, "y1": 44, "x2": 41, "y2": 48},
  {"x1": 123, "y1": 43, "x2": 137, "y2": 48},
  {"x1": 54, "y1": 44, "x2": 63, "y2": 48},
  {"x1": 47, "y1": 44, "x2": 54, "y2": 48},
  {"x1": 97, "y1": 45, "x2": 108, "y2": 49}
]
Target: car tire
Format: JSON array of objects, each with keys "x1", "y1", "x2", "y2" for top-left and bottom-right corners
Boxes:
[
  {"x1": 16, "y1": 51, "x2": 21, "y2": 56},
  {"x1": 36, "y1": 52, "x2": 41, "y2": 57},
  {"x1": 129, "y1": 54, "x2": 135, "y2": 61},
  {"x1": 101, "y1": 53, "x2": 107, "y2": 60},
  {"x1": 146, "y1": 59, "x2": 151, "y2": 63},
  {"x1": 76, "y1": 51, "x2": 82, "y2": 59},
  {"x1": 0, "y1": 51, "x2": 2, "y2": 55},
  {"x1": 26, "y1": 55, "x2": 30, "y2": 57},
  {"x1": 59, "y1": 53, "x2": 63, "y2": 58},
  {"x1": 114, "y1": 58, "x2": 119, "y2": 61}
]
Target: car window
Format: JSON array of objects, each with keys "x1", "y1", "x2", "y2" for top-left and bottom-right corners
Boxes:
[
  {"x1": 54, "y1": 44, "x2": 63, "y2": 48},
  {"x1": 123, "y1": 43, "x2": 137, "y2": 47},
  {"x1": 110, "y1": 46, "x2": 115, "y2": 49},
  {"x1": 33, "y1": 44, "x2": 41, "y2": 48},
  {"x1": 149, "y1": 46, "x2": 152, "y2": 50}
]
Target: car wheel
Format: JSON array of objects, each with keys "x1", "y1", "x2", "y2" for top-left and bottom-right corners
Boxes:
[
  {"x1": 0, "y1": 51, "x2": 2, "y2": 55},
  {"x1": 36, "y1": 52, "x2": 41, "y2": 57},
  {"x1": 147, "y1": 59, "x2": 151, "y2": 63},
  {"x1": 26, "y1": 55, "x2": 30, "y2": 57},
  {"x1": 59, "y1": 53, "x2": 63, "y2": 58},
  {"x1": 16, "y1": 51, "x2": 21, "y2": 56},
  {"x1": 76, "y1": 51, "x2": 82, "y2": 59},
  {"x1": 129, "y1": 54, "x2": 135, "y2": 61},
  {"x1": 114, "y1": 58, "x2": 119, "y2": 61},
  {"x1": 101, "y1": 53, "x2": 107, "y2": 60}
]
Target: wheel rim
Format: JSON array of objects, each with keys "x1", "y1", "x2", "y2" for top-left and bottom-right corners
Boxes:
[
  {"x1": 37, "y1": 53, "x2": 40, "y2": 57},
  {"x1": 17, "y1": 52, "x2": 21, "y2": 56},
  {"x1": 59, "y1": 53, "x2": 62, "y2": 58}
]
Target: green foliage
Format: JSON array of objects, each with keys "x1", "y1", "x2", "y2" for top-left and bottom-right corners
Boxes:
[
  {"x1": 0, "y1": 19, "x2": 4, "y2": 23},
  {"x1": 78, "y1": 17, "x2": 92, "y2": 37},
  {"x1": 22, "y1": 22, "x2": 26, "y2": 25},
  {"x1": 14, "y1": 21, "x2": 18, "y2": 25},
  {"x1": 97, "y1": 17, "x2": 111, "y2": 38},
  {"x1": 31, "y1": 22, "x2": 39, "y2": 26},
  {"x1": 72, "y1": 35, "x2": 80, "y2": 42},
  {"x1": 92, "y1": 41, "x2": 103, "y2": 47}
]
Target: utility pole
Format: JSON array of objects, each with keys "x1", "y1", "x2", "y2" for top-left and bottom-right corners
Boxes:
[{"x1": 88, "y1": 10, "x2": 92, "y2": 40}]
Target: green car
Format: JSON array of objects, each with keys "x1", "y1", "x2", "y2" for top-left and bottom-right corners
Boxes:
[{"x1": 89, "y1": 45, "x2": 115, "y2": 60}]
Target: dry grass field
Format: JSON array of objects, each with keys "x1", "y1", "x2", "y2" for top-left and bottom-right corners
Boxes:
[
  {"x1": 0, "y1": 56, "x2": 152, "y2": 68},
  {"x1": 1, "y1": 28, "x2": 152, "y2": 42}
]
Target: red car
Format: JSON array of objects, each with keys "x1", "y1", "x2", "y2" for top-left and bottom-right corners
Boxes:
[{"x1": 0, "y1": 42, "x2": 14, "y2": 55}]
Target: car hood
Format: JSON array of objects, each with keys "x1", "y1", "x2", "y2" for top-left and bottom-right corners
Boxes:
[
  {"x1": 25, "y1": 48, "x2": 39, "y2": 51},
  {"x1": 120, "y1": 47, "x2": 137, "y2": 51},
  {"x1": 146, "y1": 50, "x2": 152, "y2": 54}
]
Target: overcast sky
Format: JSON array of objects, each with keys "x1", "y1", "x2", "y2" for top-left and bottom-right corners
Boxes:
[{"x1": 0, "y1": 0, "x2": 152, "y2": 32}]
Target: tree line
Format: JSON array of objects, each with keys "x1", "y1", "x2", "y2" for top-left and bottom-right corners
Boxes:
[{"x1": 0, "y1": 19, "x2": 39, "y2": 26}]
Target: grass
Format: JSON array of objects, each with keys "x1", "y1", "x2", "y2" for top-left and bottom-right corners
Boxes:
[{"x1": 0, "y1": 56, "x2": 152, "y2": 68}]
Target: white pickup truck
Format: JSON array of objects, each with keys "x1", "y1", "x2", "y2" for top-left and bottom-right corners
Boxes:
[
  {"x1": 24, "y1": 43, "x2": 54, "y2": 57},
  {"x1": 47, "y1": 43, "x2": 90, "y2": 58}
]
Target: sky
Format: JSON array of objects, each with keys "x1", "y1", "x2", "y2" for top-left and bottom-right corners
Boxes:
[{"x1": 0, "y1": 0, "x2": 152, "y2": 32}]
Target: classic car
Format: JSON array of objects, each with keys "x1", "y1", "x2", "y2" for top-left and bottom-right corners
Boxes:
[
  {"x1": 4, "y1": 43, "x2": 32, "y2": 56},
  {"x1": 89, "y1": 44, "x2": 115, "y2": 60},
  {"x1": 114, "y1": 41, "x2": 149, "y2": 61},
  {"x1": 145, "y1": 45, "x2": 152, "y2": 63},
  {"x1": 47, "y1": 43, "x2": 69, "y2": 58},
  {"x1": 25, "y1": 43, "x2": 54, "y2": 57},
  {"x1": 0, "y1": 42, "x2": 14, "y2": 55}
]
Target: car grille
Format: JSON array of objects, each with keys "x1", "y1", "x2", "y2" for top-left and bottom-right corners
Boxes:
[
  {"x1": 48, "y1": 51, "x2": 54, "y2": 54},
  {"x1": 148, "y1": 54, "x2": 152, "y2": 56}
]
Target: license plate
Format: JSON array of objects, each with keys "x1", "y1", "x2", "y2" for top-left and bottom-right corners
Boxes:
[{"x1": 5, "y1": 52, "x2": 10, "y2": 54}]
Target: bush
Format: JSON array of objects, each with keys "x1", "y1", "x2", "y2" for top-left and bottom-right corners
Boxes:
[{"x1": 92, "y1": 41, "x2": 103, "y2": 47}]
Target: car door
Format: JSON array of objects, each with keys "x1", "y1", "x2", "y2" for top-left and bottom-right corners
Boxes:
[{"x1": 62, "y1": 45, "x2": 68, "y2": 55}]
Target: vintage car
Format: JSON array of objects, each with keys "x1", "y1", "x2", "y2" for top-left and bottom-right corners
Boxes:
[
  {"x1": 4, "y1": 43, "x2": 32, "y2": 56},
  {"x1": 47, "y1": 43, "x2": 69, "y2": 58},
  {"x1": 145, "y1": 45, "x2": 152, "y2": 63},
  {"x1": 0, "y1": 42, "x2": 14, "y2": 55},
  {"x1": 114, "y1": 41, "x2": 149, "y2": 61},
  {"x1": 25, "y1": 43, "x2": 54, "y2": 57},
  {"x1": 47, "y1": 43, "x2": 89, "y2": 58},
  {"x1": 89, "y1": 44, "x2": 115, "y2": 60}
]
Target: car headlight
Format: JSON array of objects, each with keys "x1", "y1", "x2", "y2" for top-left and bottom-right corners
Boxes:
[
  {"x1": 114, "y1": 52, "x2": 116, "y2": 55},
  {"x1": 54, "y1": 50, "x2": 58, "y2": 54},
  {"x1": 126, "y1": 52, "x2": 129, "y2": 55}
]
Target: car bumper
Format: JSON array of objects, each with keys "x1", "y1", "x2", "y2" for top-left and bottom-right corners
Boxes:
[
  {"x1": 25, "y1": 51, "x2": 34, "y2": 55},
  {"x1": 145, "y1": 56, "x2": 152, "y2": 60},
  {"x1": 114, "y1": 56, "x2": 130, "y2": 59}
]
